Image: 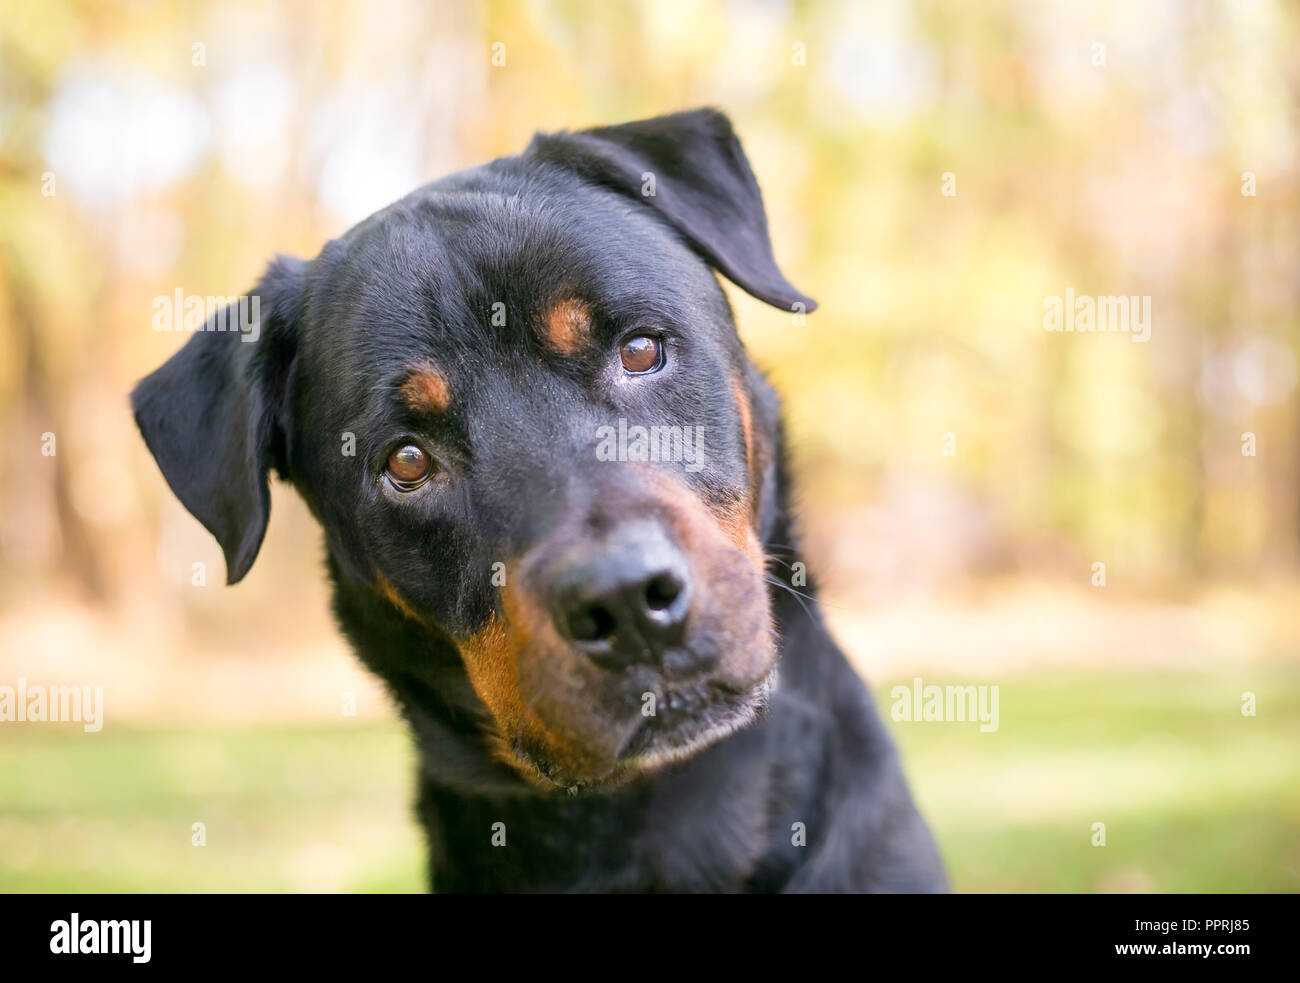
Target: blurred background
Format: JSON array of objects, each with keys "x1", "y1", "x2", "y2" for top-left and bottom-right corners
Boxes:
[{"x1": 1, "y1": 0, "x2": 1297, "y2": 892}]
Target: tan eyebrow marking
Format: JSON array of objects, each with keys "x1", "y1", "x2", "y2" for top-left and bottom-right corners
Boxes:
[
  {"x1": 399, "y1": 364, "x2": 452, "y2": 414},
  {"x1": 543, "y1": 297, "x2": 592, "y2": 354}
]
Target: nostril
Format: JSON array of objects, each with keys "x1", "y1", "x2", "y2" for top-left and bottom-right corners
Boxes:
[
  {"x1": 644, "y1": 573, "x2": 683, "y2": 612},
  {"x1": 548, "y1": 525, "x2": 691, "y2": 661},
  {"x1": 567, "y1": 603, "x2": 616, "y2": 643}
]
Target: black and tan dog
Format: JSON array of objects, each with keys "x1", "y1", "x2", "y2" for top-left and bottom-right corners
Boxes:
[{"x1": 132, "y1": 109, "x2": 945, "y2": 892}]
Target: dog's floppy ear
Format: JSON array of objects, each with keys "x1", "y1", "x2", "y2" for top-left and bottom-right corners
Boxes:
[
  {"x1": 132, "y1": 255, "x2": 307, "y2": 584},
  {"x1": 529, "y1": 108, "x2": 816, "y2": 313}
]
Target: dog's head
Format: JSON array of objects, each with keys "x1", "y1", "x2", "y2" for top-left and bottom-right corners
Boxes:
[{"x1": 133, "y1": 109, "x2": 815, "y2": 789}]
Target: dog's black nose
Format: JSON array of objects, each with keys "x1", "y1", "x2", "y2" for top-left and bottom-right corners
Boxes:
[{"x1": 549, "y1": 522, "x2": 695, "y2": 670}]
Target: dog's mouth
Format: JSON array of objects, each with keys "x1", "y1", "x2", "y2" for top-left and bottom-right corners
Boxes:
[
  {"x1": 618, "y1": 670, "x2": 769, "y2": 764},
  {"x1": 500, "y1": 643, "x2": 779, "y2": 792},
  {"x1": 572, "y1": 665, "x2": 772, "y2": 787},
  {"x1": 512, "y1": 666, "x2": 775, "y2": 791},
  {"x1": 618, "y1": 668, "x2": 775, "y2": 764}
]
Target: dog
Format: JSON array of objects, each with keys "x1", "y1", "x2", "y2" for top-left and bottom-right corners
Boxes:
[{"x1": 132, "y1": 108, "x2": 946, "y2": 892}]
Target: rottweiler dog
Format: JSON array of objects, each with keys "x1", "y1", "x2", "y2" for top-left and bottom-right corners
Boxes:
[{"x1": 132, "y1": 108, "x2": 946, "y2": 892}]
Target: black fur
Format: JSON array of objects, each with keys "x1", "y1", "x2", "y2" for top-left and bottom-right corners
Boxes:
[{"x1": 133, "y1": 109, "x2": 946, "y2": 892}]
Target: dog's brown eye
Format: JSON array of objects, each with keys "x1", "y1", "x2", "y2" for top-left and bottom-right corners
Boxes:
[
  {"x1": 620, "y1": 335, "x2": 663, "y2": 374},
  {"x1": 386, "y1": 444, "x2": 431, "y2": 489}
]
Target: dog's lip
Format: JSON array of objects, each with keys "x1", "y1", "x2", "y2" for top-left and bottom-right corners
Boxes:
[
  {"x1": 614, "y1": 666, "x2": 777, "y2": 766},
  {"x1": 513, "y1": 668, "x2": 776, "y2": 792}
]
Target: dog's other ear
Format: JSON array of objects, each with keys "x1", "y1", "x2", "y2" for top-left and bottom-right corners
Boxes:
[
  {"x1": 529, "y1": 108, "x2": 816, "y2": 313},
  {"x1": 131, "y1": 255, "x2": 308, "y2": 584}
]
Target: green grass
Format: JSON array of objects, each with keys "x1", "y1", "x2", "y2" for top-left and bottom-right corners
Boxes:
[
  {"x1": 1, "y1": 667, "x2": 1296, "y2": 892},
  {"x1": 886, "y1": 667, "x2": 1300, "y2": 892},
  {"x1": 0, "y1": 725, "x2": 424, "y2": 892}
]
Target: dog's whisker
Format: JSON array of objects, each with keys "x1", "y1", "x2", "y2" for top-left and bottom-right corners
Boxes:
[{"x1": 763, "y1": 574, "x2": 817, "y2": 620}]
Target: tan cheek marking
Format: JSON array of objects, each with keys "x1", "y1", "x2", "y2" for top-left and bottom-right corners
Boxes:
[
  {"x1": 717, "y1": 500, "x2": 766, "y2": 574},
  {"x1": 376, "y1": 574, "x2": 421, "y2": 621},
  {"x1": 400, "y1": 364, "x2": 452, "y2": 414},
  {"x1": 377, "y1": 566, "x2": 591, "y2": 785},
  {"x1": 637, "y1": 466, "x2": 771, "y2": 682},
  {"x1": 459, "y1": 614, "x2": 527, "y2": 738},
  {"x1": 460, "y1": 591, "x2": 597, "y2": 786},
  {"x1": 459, "y1": 587, "x2": 561, "y2": 742},
  {"x1": 543, "y1": 297, "x2": 591, "y2": 354},
  {"x1": 639, "y1": 465, "x2": 764, "y2": 576},
  {"x1": 376, "y1": 573, "x2": 540, "y2": 745},
  {"x1": 732, "y1": 377, "x2": 761, "y2": 524}
]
